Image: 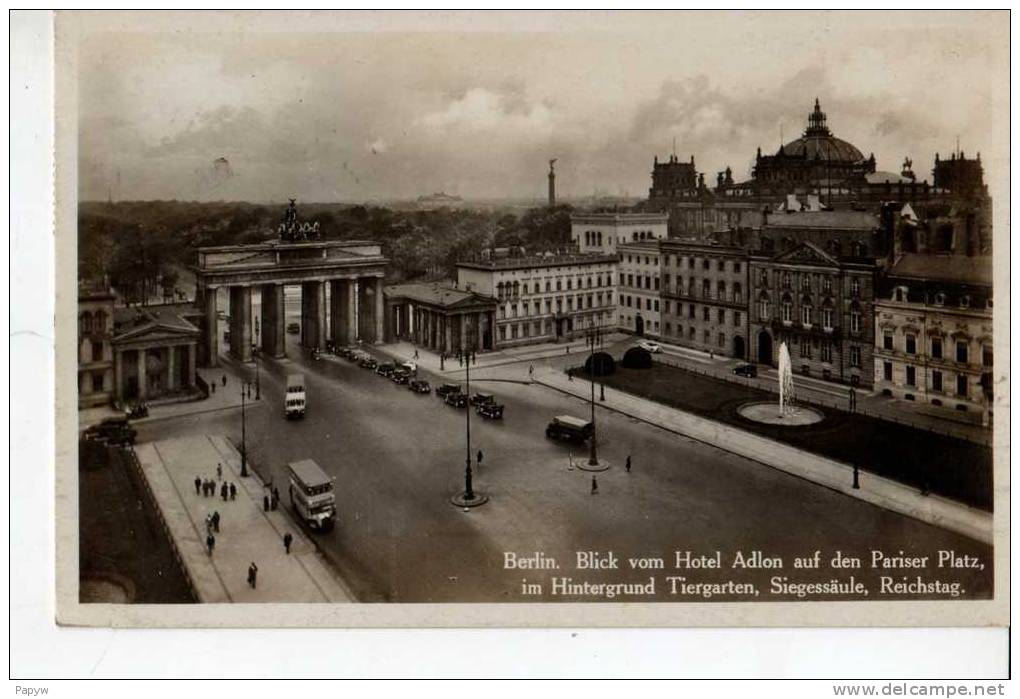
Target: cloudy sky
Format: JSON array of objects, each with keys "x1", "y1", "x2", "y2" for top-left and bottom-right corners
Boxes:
[{"x1": 71, "y1": 11, "x2": 1007, "y2": 203}]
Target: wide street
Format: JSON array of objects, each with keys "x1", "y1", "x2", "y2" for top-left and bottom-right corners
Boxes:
[{"x1": 134, "y1": 312, "x2": 993, "y2": 604}]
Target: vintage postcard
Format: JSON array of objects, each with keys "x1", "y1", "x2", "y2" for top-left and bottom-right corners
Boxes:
[{"x1": 54, "y1": 10, "x2": 1009, "y2": 628}]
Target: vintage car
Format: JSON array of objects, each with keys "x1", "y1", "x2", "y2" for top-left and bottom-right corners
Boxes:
[
  {"x1": 444, "y1": 391, "x2": 468, "y2": 408},
  {"x1": 287, "y1": 322, "x2": 300, "y2": 335},
  {"x1": 435, "y1": 382, "x2": 462, "y2": 399},
  {"x1": 545, "y1": 414, "x2": 594, "y2": 443},
  {"x1": 638, "y1": 340, "x2": 663, "y2": 354},
  {"x1": 475, "y1": 401, "x2": 505, "y2": 419},
  {"x1": 469, "y1": 392, "x2": 494, "y2": 406},
  {"x1": 390, "y1": 369, "x2": 411, "y2": 384},
  {"x1": 733, "y1": 364, "x2": 758, "y2": 378},
  {"x1": 82, "y1": 418, "x2": 137, "y2": 446},
  {"x1": 408, "y1": 379, "x2": 431, "y2": 394},
  {"x1": 375, "y1": 362, "x2": 396, "y2": 377},
  {"x1": 358, "y1": 356, "x2": 378, "y2": 370}
]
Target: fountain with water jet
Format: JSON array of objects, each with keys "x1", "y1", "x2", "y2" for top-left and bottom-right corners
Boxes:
[{"x1": 738, "y1": 341, "x2": 823, "y2": 426}]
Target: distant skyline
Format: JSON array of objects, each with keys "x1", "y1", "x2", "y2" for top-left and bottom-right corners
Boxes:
[{"x1": 72, "y1": 11, "x2": 1007, "y2": 203}]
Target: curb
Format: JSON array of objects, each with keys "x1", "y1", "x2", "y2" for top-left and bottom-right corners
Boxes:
[{"x1": 534, "y1": 377, "x2": 992, "y2": 544}]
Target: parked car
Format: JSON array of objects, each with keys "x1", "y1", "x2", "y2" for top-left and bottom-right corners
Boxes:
[
  {"x1": 476, "y1": 402, "x2": 505, "y2": 419},
  {"x1": 733, "y1": 364, "x2": 758, "y2": 378},
  {"x1": 545, "y1": 415, "x2": 594, "y2": 443},
  {"x1": 470, "y1": 392, "x2": 495, "y2": 406},
  {"x1": 375, "y1": 362, "x2": 396, "y2": 377},
  {"x1": 83, "y1": 418, "x2": 137, "y2": 446},
  {"x1": 287, "y1": 322, "x2": 300, "y2": 335},
  {"x1": 401, "y1": 361, "x2": 418, "y2": 373},
  {"x1": 338, "y1": 346, "x2": 354, "y2": 359},
  {"x1": 358, "y1": 356, "x2": 378, "y2": 370},
  {"x1": 408, "y1": 379, "x2": 431, "y2": 394},
  {"x1": 445, "y1": 392, "x2": 468, "y2": 408},
  {"x1": 391, "y1": 369, "x2": 411, "y2": 384},
  {"x1": 638, "y1": 340, "x2": 662, "y2": 354},
  {"x1": 436, "y1": 382, "x2": 462, "y2": 398}
]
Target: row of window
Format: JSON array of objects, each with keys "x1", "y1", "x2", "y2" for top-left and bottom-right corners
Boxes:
[
  {"x1": 619, "y1": 273, "x2": 661, "y2": 291},
  {"x1": 664, "y1": 275, "x2": 743, "y2": 301},
  {"x1": 622, "y1": 296, "x2": 659, "y2": 312},
  {"x1": 498, "y1": 293, "x2": 613, "y2": 319},
  {"x1": 665, "y1": 302, "x2": 743, "y2": 327},
  {"x1": 882, "y1": 362, "x2": 972, "y2": 397},
  {"x1": 663, "y1": 325, "x2": 734, "y2": 349},
  {"x1": 760, "y1": 270, "x2": 860, "y2": 296},
  {"x1": 496, "y1": 275, "x2": 610, "y2": 298},
  {"x1": 663, "y1": 255, "x2": 743, "y2": 274},
  {"x1": 759, "y1": 300, "x2": 862, "y2": 333},
  {"x1": 778, "y1": 333, "x2": 863, "y2": 367},
  {"x1": 881, "y1": 333, "x2": 992, "y2": 366},
  {"x1": 497, "y1": 313, "x2": 612, "y2": 341},
  {"x1": 79, "y1": 310, "x2": 110, "y2": 335},
  {"x1": 890, "y1": 287, "x2": 989, "y2": 310},
  {"x1": 624, "y1": 254, "x2": 659, "y2": 266}
]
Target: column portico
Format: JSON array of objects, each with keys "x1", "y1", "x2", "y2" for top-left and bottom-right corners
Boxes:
[
  {"x1": 137, "y1": 349, "x2": 147, "y2": 400},
  {"x1": 203, "y1": 287, "x2": 219, "y2": 367},
  {"x1": 229, "y1": 286, "x2": 253, "y2": 362},
  {"x1": 261, "y1": 283, "x2": 286, "y2": 358}
]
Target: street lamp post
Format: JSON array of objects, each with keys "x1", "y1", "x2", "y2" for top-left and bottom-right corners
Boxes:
[
  {"x1": 587, "y1": 320, "x2": 600, "y2": 467},
  {"x1": 451, "y1": 325, "x2": 488, "y2": 507},
  {"x1": 254, "y1": 351, "x2": 261, "y2": 400}
]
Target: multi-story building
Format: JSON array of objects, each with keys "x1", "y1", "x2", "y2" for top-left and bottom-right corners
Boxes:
[
  {"x1": 570, "y1": 212, "x2": 667, "y2": 254},
  {"x1": 872, "y1": 254, "x2": 993, "y2": 422},
  {"x1": 456, "y1": 252, "x2": 618, "y2": 347},
  {"x1": 659, "y1": 239, "x2": 749, "y2": 358},
  {"x1": 616, "y1": 241, "x2": 662, "y2": 337},
  {"x1": 78, "y1": 282, "x2": 116, "y2": 408},
  {"x1": 644, "y1": 100, "x2": 991, "y2": 247},
  {"x1": 749, "y1": 242, "x2": 876, "y2": 387}
]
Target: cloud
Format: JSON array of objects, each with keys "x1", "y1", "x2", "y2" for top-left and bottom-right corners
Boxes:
[{"x1": 420, "y1": 87, "x2": 554, "y2": 135}]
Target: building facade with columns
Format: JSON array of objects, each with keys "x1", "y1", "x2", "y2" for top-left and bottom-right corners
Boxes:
[
  {"x1": 110, "y1": 304, "x2": 201, "y2": 405},
  {"x1": 193, "y1": 238, "x2": 388, "y2": 366},
  {"x1": 456, "y1": 252, "x2": 618, "y2": 347},
  {"x1": 384, "y1": 282, "x2": 497, "y2": 352},
  {"x1": 570, "y1": 212, "x2": 668, "y2": 254},
  {"x1": 78, "y1": 284, "x2": 117, "y2": 408}
]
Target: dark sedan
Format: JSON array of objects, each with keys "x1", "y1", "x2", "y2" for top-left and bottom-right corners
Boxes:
[
  {"x1": 408, "y1": 379, "x2": 431, "y2": 394},
  {"x1": 733, "y1": 364, "x2": 758, "y2": 378}
]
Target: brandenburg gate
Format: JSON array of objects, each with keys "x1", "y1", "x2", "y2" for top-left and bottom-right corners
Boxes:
[{"x1": 193, "y1": 202, "x2": 388, "y2": 367}]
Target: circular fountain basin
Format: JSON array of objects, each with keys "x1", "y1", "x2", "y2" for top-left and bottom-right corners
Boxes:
[{"x1": 737, "y1": 402, "x2": 824, "y2": 426}]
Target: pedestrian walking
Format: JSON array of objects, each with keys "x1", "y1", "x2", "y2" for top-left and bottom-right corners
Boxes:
[
  {"x1": 222, "y1": 374, "x2": 227, "y2": 387},
  {"x1": 247, "y1": 562, "x2": 258, "y2": 589},
  {"x1": 263, "y1": 494, "x2": 270, "y2": 512},
  {"x1": 206, "y1": 533, "x2": 215, "y2": 556},
  {"x1": 194, "y1": 476, "x2": 202, "y2": 495},
  {"x1": 272, "y1": 486, "x2": 280, "y2": 511},
  {"x1": 211, "y1": 382, "x2": 216, "y2": 395},
  {"x1": 212, "y1": 511, "x2": 220, "y2": 533},
  {"x1": 217, "y1": 463, "x2": 223, "y2": 480},
  {"x1": 283, "y1": 532, "x2": 293, "y2": 554},
  {"x1": 626, "y1": 455, "x2": 632, "y2": 473},
  {"x1": 205, "y1": 513, "x2": 213, "y2": 534},
  {"x1": 221, "y1": 482, "x2": 229, "y2": 501},
  {"x1": 528, "y1": 364, "x2": 534, "y2": 380},
  {"x1": 229, "y1": 482, "x2": 237, "y2": 500},
  {"x1": 591, "y1": 475, "x2": 599, "y2": 495},
  {"x1": 414, "y1": 348, "x2": 419, "y2": 360},
  {"x1": 477, "y1": 450, "x2": 483, "y2": 468}
]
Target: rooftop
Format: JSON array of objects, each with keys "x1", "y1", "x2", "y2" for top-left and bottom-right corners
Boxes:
[
  {"x1": 765, "y1": 209, "x2": 878, "y2": 230},
  {"x1": 384, "y1": 281, "x2": 495, "y2": 309},
  {"x1": 570, "y1": 212, "x2": 668, "y2": 224},
  {"x1": 457, "y1": 252, "x2": 619, "y2": 271},
  {"x1": 889, "y1": 254, "x2": 992, "y2": 286}
]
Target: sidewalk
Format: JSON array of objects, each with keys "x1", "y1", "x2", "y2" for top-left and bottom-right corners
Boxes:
[
  {"x1": 534, "y1": 367, "x2": 992, "y2": 544},
  {"x1": 133, "y1": 434, "x2": 353, "y2": 603},
  {"x1": 79, "y1": 357, "x2": 258, "y2": 430},
  {"x1": 652, "y1": 349, "x2": 991, "y2": 445},
  {"x1": 374, "y1": 334, "x2": 629, "y2": 377}
]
